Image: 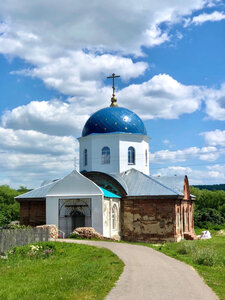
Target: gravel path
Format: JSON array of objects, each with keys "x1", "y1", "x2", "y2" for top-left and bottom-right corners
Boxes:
[{"x1": 56, "y1": 239, "x2": 218, "y2": 300}]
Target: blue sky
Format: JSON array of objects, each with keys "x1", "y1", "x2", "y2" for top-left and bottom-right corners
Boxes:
[{"x1": 0, "y1": 0, "x2": 225, "y2": 188}]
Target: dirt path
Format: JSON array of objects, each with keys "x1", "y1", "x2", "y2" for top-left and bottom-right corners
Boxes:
[{"x1": 56, "y1": 239, "x2": 218, "y2": 300}]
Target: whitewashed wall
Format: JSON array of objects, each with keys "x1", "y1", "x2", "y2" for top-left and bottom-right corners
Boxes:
[
  {"x1": 79, "y1": 133, "x2": 150, "y2": 175},
  {"x1": 46, "y1": 194, "x2": 103, "y2": 236},
  {"x1": 103, "y1": 197, "x2": 121, "y2": 239}
]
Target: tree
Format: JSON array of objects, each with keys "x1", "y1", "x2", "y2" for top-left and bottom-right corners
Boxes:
[
  {"x1": 0, "y1": 185, "x2": 29, "y2": 227},
  {"x1": 190, "y1": 186, "x2": 225, "y2": 228}
]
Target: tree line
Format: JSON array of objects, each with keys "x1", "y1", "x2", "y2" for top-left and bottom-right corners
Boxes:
[
  {"x1": 190, "y1": 186, "x2": 225, "y2": 229},
  {"x1": 0, "y1": 184, "x2": 225, "y2": 229},
  {"x1": 0, "y1": 185, "x2": 29, "y2": 227}
]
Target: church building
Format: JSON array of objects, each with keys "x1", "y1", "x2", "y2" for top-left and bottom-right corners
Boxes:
[{"x1": 16, "y1": 74, "x2": 196, "y2": 242}]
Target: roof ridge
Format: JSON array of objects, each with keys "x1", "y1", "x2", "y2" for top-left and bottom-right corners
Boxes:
[
  {"x1": 132, "y1": 169, "x2": 180, "y2": 195},
  {"x1": 147, "y1": 174, "x2": 180, "y2": 195}
]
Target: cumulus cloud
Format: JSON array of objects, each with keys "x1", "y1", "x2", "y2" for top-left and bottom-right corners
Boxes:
[
  {"x1": 0, "y1": 126, "x2": 78, "y2": 188},
  {"x1": 0, "y1": 127, "x2": 76, "y2": 155},
  {"x1": 152, "y1": 164, "x2": 225, "y2": 185},
  {"x1": 0, "y1": 0, "x2": 210, "y2": 55},
  {"x1": 118, "y1": 74, "x2": 203, "y2": 119},
  {"x1": 192, "y1": 11, "x2": 225, "y2": 25},
  {"x1": 200, "y1": 129, "x2": 225, "y2": 146},
  {"x1": 11, "y1": 52, "x2": 147, "y2": 96},
  {"x1": 150, "y1": 146, "x2": 223, "y2": 164},
  {"x1": 0, "y1": 151, "x2": 76, "y2": 188},
  {"x1": 1, "y1": 74, "x2": 206, "y2": 136},
  {"x1": 0, "y1": 0, "x2": 216, "y2": 101},
  {"x1": 204, "y1": 83, "x2": 225, "y2": 120},
  {"x1": 1, "y1": 99, "x2": 89, "y2": 136}
]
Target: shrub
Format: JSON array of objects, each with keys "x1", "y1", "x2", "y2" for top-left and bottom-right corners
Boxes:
[
  {"x1": 68, "y1": 233, "x2": 84, "y2": 239},
  {"x1": 194, "y1": 208, "x2": 224, "y2": 228},
  {"x1": 192, "y1": 248, "x2": 217, "y2": 266},
  {"x1": 177, "y1": 241, "x2": 197, "y2": 255},
  {"x1": 8, "y1": 242, "x2": 57, "y2": 259}
]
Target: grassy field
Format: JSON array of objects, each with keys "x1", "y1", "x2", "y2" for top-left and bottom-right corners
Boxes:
[
  {"x1": 0, "y1": 242, "x2": 124, "y2": 300},
  {"x1": 147, "y1": 230, "x2": 225, "y2": 300}
]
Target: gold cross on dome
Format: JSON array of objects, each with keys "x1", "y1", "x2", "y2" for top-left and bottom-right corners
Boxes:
[{"x1": 107, "y1": 73, "x2": 120, "y2": 107}]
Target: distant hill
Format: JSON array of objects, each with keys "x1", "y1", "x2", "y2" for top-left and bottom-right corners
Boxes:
[{"x1": 192, "y1": 184, "x2": 225, "y2": 191}]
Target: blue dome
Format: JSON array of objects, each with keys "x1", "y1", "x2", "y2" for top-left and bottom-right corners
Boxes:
[{"x1": 82, "y1": 107, "x2": 147, "y2": 137}]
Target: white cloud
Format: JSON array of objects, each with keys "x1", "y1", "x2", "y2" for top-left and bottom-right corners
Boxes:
[
  {"x1": 1, "y1": 74, "x2": 205, "y2": 136},
  {"x1": 0, "y1": 126, "x2": 78, "y2": 188},
  {"x1": 0, "y1": 1, "x2": 216, "y2": 102},
  {"x1": 150, "y1": 146, "x2": 223, "y2": 164},
  {"x1": 1, "y1": 99, "x2": 90, "y2": 136},
  {"x1": 0, "y1": 127, "x2": 76, "y2": 155},
  {"x1": 118, "y1": 74, "x2": 203, "y2": 119},
  {"x1": 11, "y1": 51, "x2": 147, "y2": 96},
  {"x1": 200, "y1": 129, "x2": 225, "y2": 146},
  {"x1": 152, "y1": 164, "x2": 225, "y2": 185},
  {"x1": 192, "y1": 11, "x2": 225, "y2": 25},
  {"x1": 204, "y1": 83, "x2": 225, "y2": 120},
  {"x1": 0, "y1": 1, "x2": 210, "y2": 55},
  {"x1": 0, "y1": 151, "x2": 76, "y2": 188}
]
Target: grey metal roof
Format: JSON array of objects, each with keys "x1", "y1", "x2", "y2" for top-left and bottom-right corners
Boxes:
[
  {"x1": 110, "y1": 169, "x2": 184, "y2": 196},
  {"x1": 16, "y1": 179, "x2": 61, "y2": 199},
  {"x1": 153, "y1": 175, "x2": 185, "y2": 195},
  {"x1": 16, "y1": 170, "x2": 105, "y2": 199},
  {"x1": 16, "y1": 169, "x2": 186, "y2": 199}
]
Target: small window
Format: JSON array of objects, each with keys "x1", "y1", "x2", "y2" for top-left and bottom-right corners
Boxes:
[
  {"x1": 112, "y1": 204, "x2": 118, "y2": 230},
  {"x1": 177, "y1": 208, "x2": 180, "y2": 230},
  {"x1": 84, "y1": 149, "x2": 87, "y2": 166},
  {"x1": 128, "y1": 146, "x2": 135, "y2": 164},
  {"x1": 145, "y1": 149, "x2": 148, "y2": 166},
  {"x1": 102, "y1": 146, "x2": 110, "y2": 164}
]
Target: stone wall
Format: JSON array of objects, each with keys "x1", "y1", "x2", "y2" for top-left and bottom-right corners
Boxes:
[
  {"x1": 20, "y1": 200, "x2": 46, "y2": 226},
  {"x1": 121, "y1": 197, "x2": 177, "y2": 243},
  {"x1": 0, "y1": 227, "x2": 49, "y2": 254},
  {"x1": 121, "y1": 196, "x2": 195, "y2": 243}
]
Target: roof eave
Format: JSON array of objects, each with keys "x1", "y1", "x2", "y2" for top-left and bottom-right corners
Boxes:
[
  {"x1": 16, "y1": 197, "x2": 46, "y2": 202},
  {"x1": 125, "y1": 195, "x2": 183, "y2": 199}
]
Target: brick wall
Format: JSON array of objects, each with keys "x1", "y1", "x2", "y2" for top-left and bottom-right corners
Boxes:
[
  {"x1": 20, "y1": 200, "x2": 46, "y2": 226},
  {"x1": 121, "y1": 197, "x2": 178, "y2": 243}
]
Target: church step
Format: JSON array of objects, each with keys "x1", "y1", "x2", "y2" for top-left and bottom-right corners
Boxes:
[{"x1": 184, "y1": 232, "x2": 198, "y2": 240}]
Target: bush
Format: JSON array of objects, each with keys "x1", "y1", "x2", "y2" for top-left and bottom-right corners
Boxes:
[
  {"x1": 68, "y1": 233, "x2": 84, "y2": 239},
  {"x1": 194, "y1": 208, "x2": 224, "y2": 228},
  {"x1": 7, "y1": 242, "x2": 57, "y2": 259},
  {"x1": 177, "y1": 241, "x2": 197, "y2": 255},
  {"x1": 192, "y1": 248, "x2": 217, "y2": 266}
]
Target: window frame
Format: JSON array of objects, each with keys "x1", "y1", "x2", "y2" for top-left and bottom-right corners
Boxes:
[
  {"x1": 84, "y1": 149, "x2": 87, "y2": 166},
  {"x1": 101, "y1": 146, "x2": 110, "y2": 164},
  {"x1": 128, "y1": 146, "x2": 135, "y2": 165}
]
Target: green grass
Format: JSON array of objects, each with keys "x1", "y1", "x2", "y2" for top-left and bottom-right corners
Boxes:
[
  {"x1": 0, "y1": 242, "x2": 124, "y2": 300},
  {"x1": 145, "y1": 231, "x2": 225, "y2": 300}
]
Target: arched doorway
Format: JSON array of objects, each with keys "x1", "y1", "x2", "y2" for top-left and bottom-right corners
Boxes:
[
  {"x1": 71, "y1": 210, "x2": 85, "y2": 231},
  {"x1": 59, "y1": 198, "x2": 91, "y2": 236}
]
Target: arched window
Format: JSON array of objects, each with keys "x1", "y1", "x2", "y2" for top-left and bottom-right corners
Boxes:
[
  {"x1": 112, "y1": 204, "x2": 118, "y2": 230},
  {"x1": 128, "y1": 147, "x2": 135, "y2": 164},
  {"x1": 177, "y1": 208, "x2": 180, "y2": 231},
  {"x1": 102, "y1": 146, "x2": 110, "y2": 164},
  {"x1": 145, "y1": 149, "x2": 148, "y2": 166},
  {"x1": 182, "y1": 207, "x2": 185, "y2": 232},
  {"x1": 84, "y1": 149, "x2": 87, "y2": 166}
]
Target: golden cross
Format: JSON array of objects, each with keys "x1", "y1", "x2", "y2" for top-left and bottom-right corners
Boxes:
[{"x1": 107, "y1": 73, "x2": 120, "y2": 97}]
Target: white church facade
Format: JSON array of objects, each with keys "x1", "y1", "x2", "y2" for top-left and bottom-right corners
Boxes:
[{"x1": 16, "y1": 74, "x2": 196, "y2": 242}]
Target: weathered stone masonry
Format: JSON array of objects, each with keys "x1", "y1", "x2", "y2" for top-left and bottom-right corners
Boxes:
[{"x1": 121, "y1": 196, "x2": 195, "y2": 243}]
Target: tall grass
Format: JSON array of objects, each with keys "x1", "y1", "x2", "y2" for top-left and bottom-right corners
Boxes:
[{"x1": 0, "y1": 242, "x2": 124, "y2": 300}]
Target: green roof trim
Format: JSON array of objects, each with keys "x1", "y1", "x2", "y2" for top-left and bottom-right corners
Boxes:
[{"x1": 99, "y1": 186, "x2": 121, "y2": 198}]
